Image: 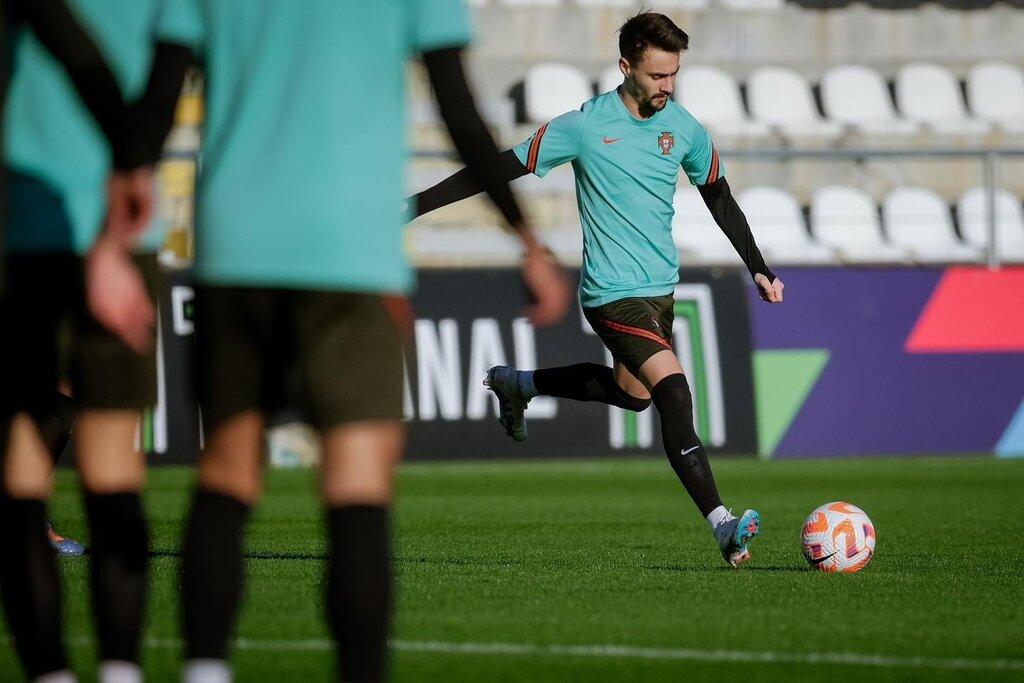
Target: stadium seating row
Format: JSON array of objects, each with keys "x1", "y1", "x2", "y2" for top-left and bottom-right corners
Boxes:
[
  {"x1": 518, "y1": 61, "x2": 1024, "y2": 140},
  {"x1": 675, "y1": 185, "x2": 1024, "y2": 264}
]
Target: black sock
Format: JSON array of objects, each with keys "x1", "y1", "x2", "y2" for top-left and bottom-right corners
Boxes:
[
  {"x1": 182, "y1": 489, "x2": 251, "y2": 660},
  {"x1": 326, "y1": 505, "x2": 391, "y2": 683},
  {"x1": 650, "y1": 374, "x2": 723, "y2": 517},
  {"x1": 84, "y1": 492, "x2": 149, "y2": 663},
  {"x1": 533, "y1": 363, "x2": 651, "y2": 412},
  {"x1": 0, "y1": 496, "x2": 68, "y2": 678}
]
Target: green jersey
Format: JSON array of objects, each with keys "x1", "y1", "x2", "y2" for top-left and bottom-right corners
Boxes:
[
  {"x1": 4, "y1": 0, "x2": 182, "y2": 255},
  {"x1": 513, "y1": 90, "x2": 722, "y2": 307},
  {"x1": 160, "y1": 0, "x2": 471, "y2": 292}
]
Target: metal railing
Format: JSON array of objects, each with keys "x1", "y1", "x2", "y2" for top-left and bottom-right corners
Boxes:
[{"x1": 411, "y1": 146, "x2": 1024, "y2": 269}]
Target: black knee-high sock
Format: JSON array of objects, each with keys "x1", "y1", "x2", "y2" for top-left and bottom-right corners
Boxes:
[
  {"x1": 84, "y1": 492, "x2": 149, "y2": 663},
  {"x1": 0, "y1": 496, "x2": 68, "y2": 678},
  {"x1": 326, "y1": 505, "x2": 391, "y2": 683},
  {"x1": 532, "y1": 363, "x2": 651, "y2": 412},
  {"x1": 650, "y1": 374, "x2": 723, "y2": 517},
  {"x1": 182, "y1": 489, "x2": 251, "y2": 660}
]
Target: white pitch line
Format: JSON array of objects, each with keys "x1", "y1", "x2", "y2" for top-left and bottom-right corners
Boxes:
[
  {"x1": 392, "y1": 641, "x2": 1024, "y2": 671},
  {"x1": 22, "y1": 636, "x2": 1023, "y2": 672}
]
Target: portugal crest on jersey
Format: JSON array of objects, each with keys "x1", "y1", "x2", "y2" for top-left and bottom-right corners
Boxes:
[{"x1": 658, "y1": 131, "x2": 674, "y2": 155}]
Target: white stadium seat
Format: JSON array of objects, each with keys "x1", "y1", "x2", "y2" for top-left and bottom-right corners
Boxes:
[
  {"x1": 676, "y1": 66, "x2": 771, "y2": 139},
  {"x1": 523, "y1": 62, "x2": 593, "y2": 123},
  {"x1": 747, "y1": 67, "x2": 843, "y2": 141},
  {"x1": 895, "y1": 62, "x2": 992, "y2": 136},
  {"x1": 821, "y1": 65, "x2": 920, "y2": 136},
  {"x1": 810, "y1": 186, "x2": 910, "y2": 264},
  {"x1": 598, "y1": 65, "x2": 622, "y2": 95},
  {"x1": 967, "y1": 61, "x2": 1024, "y2": 135},
  {"x1": 737, "y1": 187, "x2": 836, "y2": 264},
  {"x1": 883, "y1": 187, "x2": 983, "y2": 264},
  {"x1": 957, "y1": 187, "x2": 1024, "y2": 262},
  {"x1": 672, "y1": 187, "x2": 738, "y2": 264}
]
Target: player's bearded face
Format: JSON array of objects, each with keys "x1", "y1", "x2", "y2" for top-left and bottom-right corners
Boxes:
[{"x1": 624, "y1": 48, "x2": 680, "y2": 115}]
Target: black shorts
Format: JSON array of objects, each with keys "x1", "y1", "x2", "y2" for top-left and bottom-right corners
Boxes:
[
  {"x1": 0, "y1": 252, "x2": 160, "y2": 419},
  {"x1": 582, "y1": 295, "x2": 674, "y2": 377},
  {"x1": 194, "y1": 286, "x2": 404, "y2": 432}
]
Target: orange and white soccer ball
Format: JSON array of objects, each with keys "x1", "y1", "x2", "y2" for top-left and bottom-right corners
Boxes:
[{"x1": 801, "y1": 502, "x2": 876, "y2": 573}]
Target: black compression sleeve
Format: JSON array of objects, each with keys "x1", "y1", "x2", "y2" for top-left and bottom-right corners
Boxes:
[
  {"x1": 421, "y1": 46, "x2": 525, "y2": 227},
  {"x1": 413, "y1": 149, "x2": 528, "y2": 218},
  {"x1": 698, "y1": 177, "x2": 776, "y2": 282},
  {"x1": 118, "y1": 42, "x2": 192, "y2": 169},
  {"x1": 17, "y1": 0, "x2": 131, "y2": 166}
]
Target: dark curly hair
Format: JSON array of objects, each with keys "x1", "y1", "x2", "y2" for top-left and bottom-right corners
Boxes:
[{"x1": 618, "y1": 11, "x2": 689, "y2": 66}]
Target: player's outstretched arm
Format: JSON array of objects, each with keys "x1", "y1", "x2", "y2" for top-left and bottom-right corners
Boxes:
[
  {"x1": 698, "y1": 177, "x2": 784, "y2": 303},
  {"x1": 412, "y1": 149, "x2": 528, "y2": 218},
  {"x1": 419, "y1": 46, "x2": 570, "y2": 325},
  {"x1": 421, "y1": 46, "x2": 529, "y2": 224}
]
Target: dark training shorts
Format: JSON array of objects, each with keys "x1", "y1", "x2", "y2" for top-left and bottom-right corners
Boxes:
[
  {"x1": 0, "y1": 252, "x2": 160, "y2": 418},
  {"x1": 194, "y1": 286, "x2": 404, "y2": 432},
  {"x1": 582, "y1": 294, "x2": 675, "y2": 377}
]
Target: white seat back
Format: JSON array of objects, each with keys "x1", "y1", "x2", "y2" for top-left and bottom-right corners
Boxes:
[
  {"x1": 883, "y1": 187, "x2": 957, "y2": 246},
  {"x1": 598, "y1": 65, "x2": 622, "y2": 95},
  {"x1": 967, "y1": 61, "x2": 1024, "y2": 124},
  {"x1": 748, "y1": 67, "x2": 823, "y2": 126},
  {"x1": 737, "y1": 187, "x2": 809, "y2": 244},
  {"x1": 822, "y1": 65, "x2": 898, "y2": 125},
  {"x1": 672, "y1": 188, "x2": 730, "y2": 250},
  {"x1": 524, "y1": 63, "x2": 592, "y2": 123},
  {"x1": 810, "y1": 186, "x2": 884, "y2": 248},
  {"x1": 957, "y1": 188, "x2": 1024, "y2": 254},
  {"x1": 677, "y1": 66, "x2": 749, "y2": 125},
  {"x1": 896, "y1": 62, "x2": 967, "y2": 124}
]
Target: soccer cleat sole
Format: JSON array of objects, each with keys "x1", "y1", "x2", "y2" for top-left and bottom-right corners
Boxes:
[{"x1": 483, "y1": 369, "x2": 528, "y2": 442}]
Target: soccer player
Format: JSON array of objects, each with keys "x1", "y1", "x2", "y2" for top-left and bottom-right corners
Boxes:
[
  {"x1": 161, "y1": 2, "x2": 569, "y2": 682},
  {"x1": 0, "y1": 1, "x2": 191, "y2": 681},
  {"x1": 411, "y1": 11, "x2": 784, "y2": 568}
]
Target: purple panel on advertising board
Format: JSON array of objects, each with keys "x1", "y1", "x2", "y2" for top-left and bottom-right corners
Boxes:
[{"x1": 748, "y1": 268, "x2": 1024, "y2": 457}]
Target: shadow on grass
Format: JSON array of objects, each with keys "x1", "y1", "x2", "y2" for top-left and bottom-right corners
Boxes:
[
  {"x1": 147, "y1": 548, "x2": 329, "y2": 561},
  {"x1": 646, "y1": 564, "x2": 807, "y2": 573}
]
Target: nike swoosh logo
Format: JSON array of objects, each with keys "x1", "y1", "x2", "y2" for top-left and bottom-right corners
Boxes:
[
  {"x1": 680, "y1": 445, "x2": 700, "y2": 456},
  {"x1": 603, "y1": 137, "x2": 622, "y2": 144},
  {"x1": 808, "y1": 551, "x2": 837, "y2": 566}
]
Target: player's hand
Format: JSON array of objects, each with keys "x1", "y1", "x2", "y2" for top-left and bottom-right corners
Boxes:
[
  {"x1": 522, "y1": 244, "x2": 571, "y2": 327},
  {"x1": 85, "y1": 234, "x2": 156, "y2": 354},
  {"x1": 755, "y1": 273, "x2": 784, "y2": 303},
  {"x1": 105, "y1": 167, "x2": 155, "y2": 242}
]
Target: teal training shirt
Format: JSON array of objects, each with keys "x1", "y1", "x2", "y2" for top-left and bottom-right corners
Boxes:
[
  {"x1": 4, "y1": 0, "x2": 181, "y2": 255},
  {"x1": 513, "y1": 89, "x2": 722, "y2": 308},
  {"x1": 160, "y1": 0, "x2": 471, "y2": 292}
]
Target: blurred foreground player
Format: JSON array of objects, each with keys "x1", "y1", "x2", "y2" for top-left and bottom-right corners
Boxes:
[{"x1": 161, "y1": 1, "x2": 570, "y2": 681}]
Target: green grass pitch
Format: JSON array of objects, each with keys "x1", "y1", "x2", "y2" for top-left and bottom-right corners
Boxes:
[{"x1": 2, "y1": 456, "x2": 1023, "y2": 682}]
